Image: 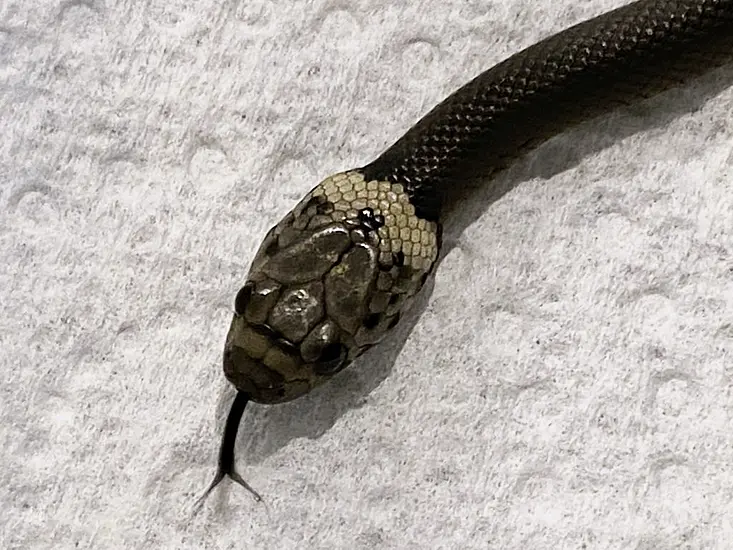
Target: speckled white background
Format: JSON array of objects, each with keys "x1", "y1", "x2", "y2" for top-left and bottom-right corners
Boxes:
[{"x1": 2, "y1": 0, "x2": 733, "y2": 548}]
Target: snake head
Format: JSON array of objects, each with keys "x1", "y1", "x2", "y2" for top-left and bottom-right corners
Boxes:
[{"x1": 223, "y1": 171, "x2": 440, "y2": 404}]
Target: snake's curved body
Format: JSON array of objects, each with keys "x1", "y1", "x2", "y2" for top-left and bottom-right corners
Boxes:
[{"x1": 198, "y1": 0, "x2": 733, "y2": 505}]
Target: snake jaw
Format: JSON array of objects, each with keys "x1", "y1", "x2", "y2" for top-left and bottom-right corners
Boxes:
[
  {"x1": 222, "y1": 315, "x2": 322, "y2": 404},
  {"x1": 222, "y1": 171, "x2": 440, "y2": 404}
]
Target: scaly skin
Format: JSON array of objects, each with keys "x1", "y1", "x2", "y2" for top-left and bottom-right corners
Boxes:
[{"x1": 197, "y1": 0, "x2": 733, "y2": 506}]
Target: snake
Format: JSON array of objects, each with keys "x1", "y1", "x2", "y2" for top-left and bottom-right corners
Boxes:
[{"x1": 195, "y1": 0, "x2": 733, "y2": 506}]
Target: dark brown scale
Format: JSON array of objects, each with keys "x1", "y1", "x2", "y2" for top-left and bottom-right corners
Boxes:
[
  {"x1": 350, "y1": 228, "x2": 367, "y2": 244},
  {"x1": 376, "y1": 271, "x2": 394, "y2": 291},
  {"x1": 357, "y1": 207, "x2": 385, "y2": 232},
  {"x1": 364, "y1": 312, "x2": 382, "y2": 329},
  {"x1": 234, "y1": 283, "x2": 254, "y2": 315},
  {"x1": 243, "y1": 280, "x2": 280, "y2": 325},
  {"x1": 387, "y1": 313, "x2": 401, "y2": 330},
  {"x1": 292, "y1": 214, "x2": 310, "y2": 231},
  {"x1": 267, "y1": 282, "x2": 325, "y2": 342},
  {"x1": 316, "y1": 201, "x2": 334, "y2": 215},
  {"x1": 262, "y1": 230, "x2": 280, "y2": 256},
  {"x1": 369, "y1": 291, "x2": 391, "y2": 313},
  {"x1": 378, "y1": 254, "x2": 394, "y2": 270},
  {"x1": 250, "y1": 323, "x2": 278, "y2": 340},
  {"x1": 275, "y1": 338, "x2": 301, "y2": 356},
  {"x1": 361, "y1": 0, "x2": 733, "y2": 220}
]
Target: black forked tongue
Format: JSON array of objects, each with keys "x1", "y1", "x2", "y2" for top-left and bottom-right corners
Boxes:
[{"x1": 194, "y1": 391, "x2": 263, "y2": 511}]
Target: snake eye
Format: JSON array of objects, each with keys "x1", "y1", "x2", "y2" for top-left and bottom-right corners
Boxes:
[
  {"x1": 313, "y1": 343, "x2": 348, "y2": 376},
  {"x1": 234, "y1": 283, "x2": 254, "y2": 315}
]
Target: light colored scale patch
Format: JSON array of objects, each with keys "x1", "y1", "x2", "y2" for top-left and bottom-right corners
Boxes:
[{"x1": 308, "y1": 171, "x2": 439, "y2": 271}]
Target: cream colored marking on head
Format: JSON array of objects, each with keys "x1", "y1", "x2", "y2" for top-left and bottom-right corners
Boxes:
[{"x1": 308, "y1": 171, "x2": 439, "y2": 267}]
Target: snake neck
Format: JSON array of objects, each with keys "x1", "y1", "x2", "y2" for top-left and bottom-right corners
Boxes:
[{"x1": 362, "y1": 0, "x2": 733, "y2": 221}]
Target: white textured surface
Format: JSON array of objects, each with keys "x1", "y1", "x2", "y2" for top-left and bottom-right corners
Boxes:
[{"x1": 2, "y1": 0, "x2": 733, "y2": 548}]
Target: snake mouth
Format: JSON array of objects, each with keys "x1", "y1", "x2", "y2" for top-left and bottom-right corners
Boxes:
[{"x1": 222, "y1": 343, "x2": 312, "y2": 404}]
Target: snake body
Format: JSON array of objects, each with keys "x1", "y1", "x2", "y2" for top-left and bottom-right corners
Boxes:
[{"x1": 198, "y1": 0, "x2": 733, "y2": 505}]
